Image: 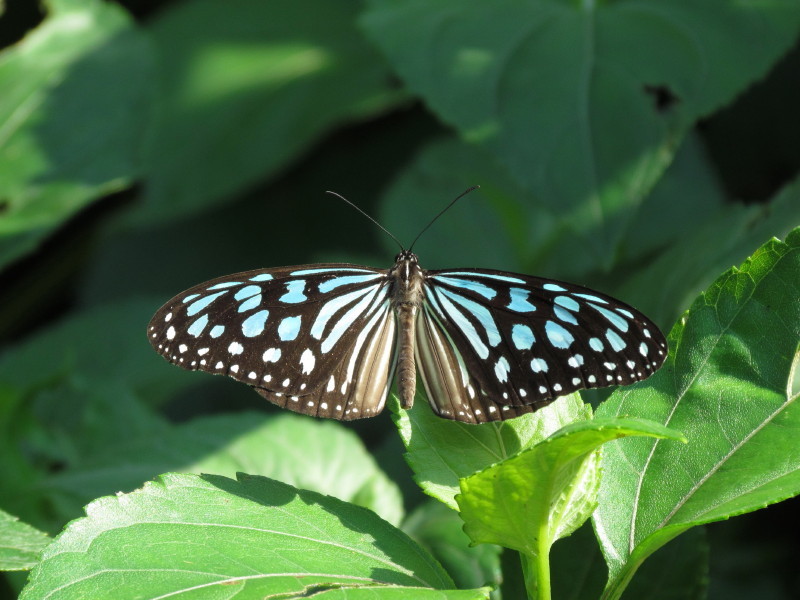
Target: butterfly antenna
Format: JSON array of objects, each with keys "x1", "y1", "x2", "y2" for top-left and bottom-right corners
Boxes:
[
  {"x1": 326, "y1": 191, "x2": 404, "y2": 251},
  {"x1": 408, "y1": 185, "x2": 479, "y2": 251}
]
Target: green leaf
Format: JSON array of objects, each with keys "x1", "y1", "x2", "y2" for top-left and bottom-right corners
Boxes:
[
  {"x1": 392, "y1": 393, "x2": 588, "y2": 509},
  {"x1": 46, "y1": 413, "x2": 404, "y2": 526},
  {"x1": 0, "y1": 0, "x2": 153, "y2": 236},
  {"x1": 404, "y1": 500, "x2": 501, "y2": 592},
  {"x1": 134, "y1": 0, "x2": 401, "y2": 224},
  {"x1": 457, "y1": 418, "x2": 683, "y2": 555},
  {"x1": 0, "y1": 508, "x2": 50, "y2": 571},
  {"x1": 361, "y1": 0, "x2": 800, "y2": 255},
  {"x1": 594, "y1": 228, "x2": 800, "y2": 599},
  {"x1": 21, "y1": 473, "x2": 463, "y2": 599}
]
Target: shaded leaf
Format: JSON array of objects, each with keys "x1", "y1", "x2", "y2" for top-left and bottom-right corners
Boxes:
[
  {"x1": 594, "y1": 228, "x2": 800, "y2": 599},
  {"x1": 392, "y1": 393, "x2": 588, "y2": 509},
  {"x1": 46, "y1": 413, "x2": 404, "y2": 526},
  {"x1": 134, "y1": 0, "x2": 401, "y2": 224},
  {"x1": 404, "y1": 500, "x2": 501, "y2": 592},
  {"x1": 21, "y1": 473, "x2": 458, "y2": 599},
  {"x1": 0, "y1": 0, "x2": 152, "y2": 236},
  {"x1": 0, "y1": 509, "x2": 50, "y2": 571},
  {"x1": 362, "y1": 0, "x2": 800, "y2": 255}
]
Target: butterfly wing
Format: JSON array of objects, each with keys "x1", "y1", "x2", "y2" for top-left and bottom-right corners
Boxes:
[
  {"x1": 418, "y1": 269, "x2": 668, "y2": 423},
  {"x1": 147, "y1": 264, "x2": 397, "y2": 420}
]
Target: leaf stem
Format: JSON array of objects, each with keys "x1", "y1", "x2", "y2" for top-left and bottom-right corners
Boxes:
[{"x1": 520, "y1": 544, "x2": 551, "y2": 600}]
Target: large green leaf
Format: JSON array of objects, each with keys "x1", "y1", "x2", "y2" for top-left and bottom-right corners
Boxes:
[
  {"x1": 134, "y1": 0, "x2": 401, "y2": 224},
  {"x1": 45, "y1": 413, "x2": 404, "y2": 526},
  {"x1": 0, "y1": 0, "x2": 152, "y2": 237},
  {"x1": 0, "y1": 509, "x2": 50, "y2": 571},
  {"x1": 361, "y1": 0, "x2": 800, "y2": 256},
  {"x1": 392, "y1": 393, "x2": 588, "y2": 509},
  {"x1": 594, "y1": 228, "x2": 800, "y2": 599},
  {"x1": 21, "y1": 473, "x2": 478, "y2": 599}
]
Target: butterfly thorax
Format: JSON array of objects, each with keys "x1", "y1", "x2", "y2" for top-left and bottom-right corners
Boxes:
[{"x1": 388, "y1": 250, "x2": 425, "y2": 409}]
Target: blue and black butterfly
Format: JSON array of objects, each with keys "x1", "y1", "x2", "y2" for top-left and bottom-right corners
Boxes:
[{"x1": 148, "y1": 192, "x2": 667, "y2": 424}]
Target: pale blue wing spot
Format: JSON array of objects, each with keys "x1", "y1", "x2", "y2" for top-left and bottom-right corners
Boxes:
[
  {"x1": 182, "y1": 293, "x2": 200, "y2": 303},
  {"x1": 187, "y1": 314, "x2": 209, "y2": 337},
  {"x1": 249, "y1": 273, "x2": 273, "y2": 282},
  {"x1": 543, "y1": 283, "x2": 566, "y2": 292},
  {"x1": 438, "y1": 288, "x2": 501, "y2": 347},
  {"x1": 237, "y1": 294, "x2": 262, "y2": 313},
  {"x1": 545, "y1": 321, "x2": 574, "y2": 349},
  {"x1": 606, "y1": 329, "x2": 627, "y2": 351},
  {"x1": 291, "y1": 267, "x2": 376, "y2": 276},
  {"x1": 207, "y1": 282, "x2": 241, "y2": 290},
  {"x1": 280, "y1": 280, "x2": 307, "y2": 303},
  {"x1": 511, "y1": 323, "x2": 535, "y2": 350},
  {"x1": 494, "y1": 357, "x2": 510, "y2": 383},
  {"x1": 639, "y1": 342, "x2": 649, "y2": 356},
  {"x1": 617, "y1": 308, "x2": 634, "y2": 319},
  {"x1": 432, "y1": 276, "x2": 497, "y2": 300},
  {"x1": 531, "y1": 358, "x2": 548, "y2": 373},
  {"x1": 439, "y1": 271, "x2": 525, "y2": 284},
  {"x1": 311, "y1": 285, "x2": 379, "y2": 340},
  {"x1": 554, "y1": 306, "x2": 578, "y2": 325},
  {"x1": 589, "y1": 337, "x2": 604, "y2": 352},
  {"x1": 428, "y1": 288, "x2": 489, "y2": 359},
  {"x1": 319, "y1": 274, "x2": 381, "y2": 292},
  {"x1": 554, "y1": 296, "x2": 580, "y2": 311},
  {"x1": 234, "y1": 285, "x2": 261, "y2": 301},
  {"x1": 574, "y1": 293, "x2": 607, "y2": 304},
  {"x1": 589, "y1": 303, "x2": 629, "y2": 332},
  {"x1": 508, "y1": 288, "x2": 536, "y2": 312},
  {"x1": 242, "y1": 309, "x2": 269, "y2": 337},
  {"x1": 210, "y1": 325, "x2": 225, "y2": 338},
  {"x1": 187, "y1": 291, "x2": 227, "y2": 316},
  {"x1": 278, "y1": 316, "x2": 302, "y2": 341}
]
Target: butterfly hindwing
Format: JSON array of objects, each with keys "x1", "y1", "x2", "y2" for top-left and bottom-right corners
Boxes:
[
  {"x1": 147, "y1": 264, "x2": 397, "y2": 419},
  {"x1": 419, "y1": 269, "x2": 668, "y2": 422}
]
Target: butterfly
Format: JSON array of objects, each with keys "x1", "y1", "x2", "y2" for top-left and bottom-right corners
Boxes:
[{"x1": 148, "y1": 189, "x2": 667, "y2": 424}]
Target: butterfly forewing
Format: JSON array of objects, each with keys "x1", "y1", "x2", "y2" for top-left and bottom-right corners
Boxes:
[
  {"x1": 418, "y1": 269, "x2": 668, "y2": 422},
  {"x1": 147, "y1": 264, "x2": 397, "y2": 419}
]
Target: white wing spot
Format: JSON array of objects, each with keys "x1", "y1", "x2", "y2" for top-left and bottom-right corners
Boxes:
[
  {"x1": 263, "y1": 374, "x2": 272, "y2": 382},
  {"x1": 587, "y1": 374, "x2": 596, "y2": 383},
  {"x1": 327, "y1": 376, "x2": 335, "y2": 392},
  {"x1": 282, "y1": 378, "x2": 290, "y2": 387},
  {"x1": 166, "y1": 326, "x2": 176, "y2": 340},
  {"x1": 539, "y1": 386, "x2": 547, "y2": 394},
  {"x1": 519, "y1": 388, "x2": 527, "y2": 397},
  {"x1": 179, "y1": 344, "x2": 188, "y2": 353},
  {"x1": 248, "y1": 372, "x2": 257, "y2": 380},
  {"x1": 164, "y1": 312, "x2": 173, "y2": 322},
  {"x1": 604, "y1": 362, "x2": 617, "y2": 370},
  {"x1": 299, "y1": 349, "x2": 316, "y2": 374},
  {"x1": 553, "y1": 383, "x2": 562, "y2": 392},
  {"x1": 262, "y1": 347, "x2": 281, "y2": 363},
  {"x1": 572, "y1": 377, "x2": 581, "y2": 385},
  {"x1": 215, "y1": 361, "x2": 223, "y2": 369},
  {"x1": 198, "y1": 347, "x2": 209, "y2": 356},
  {"x1": 230, "y1": 364, "x2": 239, "y2": 373},
  {"x1": 228, "y1": 341, "x2": 244, "y2": 355}
]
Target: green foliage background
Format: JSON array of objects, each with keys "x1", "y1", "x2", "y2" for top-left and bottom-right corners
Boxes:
[{"x1": 0, "y1": 0, "x2": 799, "y2": 598}]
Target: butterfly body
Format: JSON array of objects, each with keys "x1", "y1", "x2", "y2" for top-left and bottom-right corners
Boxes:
[{"x1": 148, "y1": 252, "x2": 667, "y2": 424}]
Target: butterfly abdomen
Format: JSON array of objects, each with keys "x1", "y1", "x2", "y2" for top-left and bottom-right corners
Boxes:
[{"x1": 388, "y1": 251, "x2": 426, "y2": 409}]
